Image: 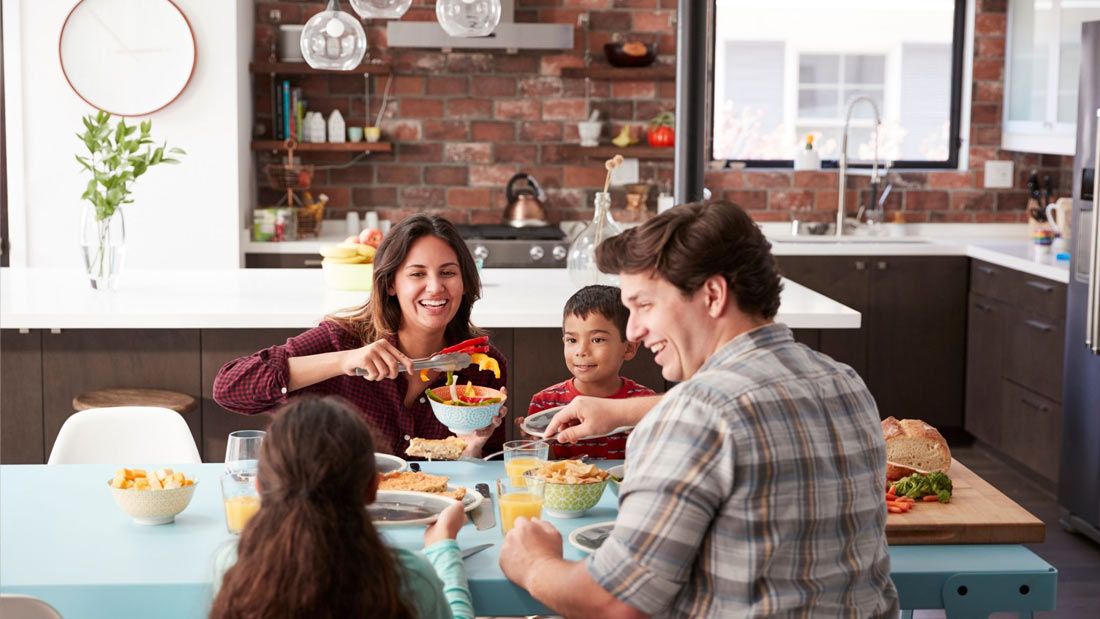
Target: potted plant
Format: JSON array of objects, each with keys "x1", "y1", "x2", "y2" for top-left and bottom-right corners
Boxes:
[
  {"x1": 647, "y1": 112, "x2": 675, "y2": 148},
  {"x1": 75, "y1": 110, "x2": 184, "y2": 289}
]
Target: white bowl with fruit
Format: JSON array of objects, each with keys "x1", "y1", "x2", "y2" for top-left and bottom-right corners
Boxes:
[
  {"x1": 321, "y1": 228, "x2": 383, "y2": 291},
  {"x1": 108, "y1": 467, "x2": 197, "y2": 525}
]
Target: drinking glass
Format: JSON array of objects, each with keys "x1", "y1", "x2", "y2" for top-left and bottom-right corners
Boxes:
[
  {"x1": 221, "y1": 473, "x2": 261, "y2": 535},
  {"x1": 497, "y1": 472, "x2": 545, "y2": 534},
  {"x1": 225, "y1": 430, "x2": 265, "y2": 478},
  {"x1": 503, "y1": 440, "x2": 548, "y2": 485}
]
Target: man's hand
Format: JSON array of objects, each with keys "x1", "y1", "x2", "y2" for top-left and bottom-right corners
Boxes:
[
  {"x1": 544, "y1": 396, "x2": 618, "y2": 444},
  {"x1": 456, "y1": 388, "x2": 507, "y2": 457},
  {"x1": 423, "y1": 500, "x2": 466, "y2": 547},
  {"x1": 499, "y1": 517, "x2": 563, "y2": 590}
]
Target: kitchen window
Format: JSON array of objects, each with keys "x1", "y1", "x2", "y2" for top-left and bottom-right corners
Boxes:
[{"x1": 710, "y1": 0, "x2": 966, "y2": 169}]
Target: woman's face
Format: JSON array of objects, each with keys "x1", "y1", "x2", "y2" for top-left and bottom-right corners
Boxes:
[{"x1": 388, "y1": 235, "x2": 464, "y2": 334}]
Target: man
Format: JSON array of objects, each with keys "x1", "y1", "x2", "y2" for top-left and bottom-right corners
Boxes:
[{"x1": 499, "y1": 201, "x2": 898, "y2": 618}]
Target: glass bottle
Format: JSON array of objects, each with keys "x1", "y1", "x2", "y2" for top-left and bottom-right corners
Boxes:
[
  {"x1": 567, "y1": 192, "x2": 623, "y2": 288},
  {"x1": 300, "y1": 0, "x2": 367, "y2": 71}
]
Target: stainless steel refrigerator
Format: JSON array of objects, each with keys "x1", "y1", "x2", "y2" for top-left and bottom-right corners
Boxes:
[{"x1": 1058, "y1": 19, "x2": 1100, "y2": 544}]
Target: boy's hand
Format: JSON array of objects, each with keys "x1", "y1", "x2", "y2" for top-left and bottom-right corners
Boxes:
[
  {"x1": 545, "y1": 396, "x2": 616, "y2": 443},
  {"x1": 424, "y1": 500, "x2": 466, "y2": 547}
]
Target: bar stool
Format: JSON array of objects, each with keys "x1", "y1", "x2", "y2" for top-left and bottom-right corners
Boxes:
[{"x1": 72, "y1": 388, "x2": 198, "y2": 415}]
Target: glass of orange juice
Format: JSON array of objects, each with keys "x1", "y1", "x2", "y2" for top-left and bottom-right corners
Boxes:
[
  {"x1": 497, "y1": 473, "x2": 546, "y2": 534},
  {"x1": 220, "y1": 473, "x2": 261, "y2": 535},
  {"x1": 503, "y1": 439, "x2": 548, "y2": 486}
]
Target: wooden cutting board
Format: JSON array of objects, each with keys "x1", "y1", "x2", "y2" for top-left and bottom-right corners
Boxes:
[{"x1": 886, "y1": 459, "x2": 1045, "y2": 545}]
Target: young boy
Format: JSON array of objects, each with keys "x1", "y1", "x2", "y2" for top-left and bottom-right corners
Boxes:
[{"x1": 527, "y1": 285, "x2": 657, "y2": 459}]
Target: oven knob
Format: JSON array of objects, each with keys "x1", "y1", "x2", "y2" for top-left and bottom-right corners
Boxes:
[
  {"x1": 552, "y1": 245, "x2": 567, "y2": 261},
  {"x1": 529, "y1": 246, "x2": 545, "y2": 261},
  {"x1": 473, "y1": 245, "x2": 489, "y2": 261}
]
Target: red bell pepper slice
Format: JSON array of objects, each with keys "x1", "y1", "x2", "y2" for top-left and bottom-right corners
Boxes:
[{"x1": 438, "y1": 336, "x2": 489, "y2": 355}]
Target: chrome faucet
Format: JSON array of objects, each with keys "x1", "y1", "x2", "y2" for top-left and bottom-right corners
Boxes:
[{"x1": 836, "y1": 96, "x2": 883, "y2": 238}]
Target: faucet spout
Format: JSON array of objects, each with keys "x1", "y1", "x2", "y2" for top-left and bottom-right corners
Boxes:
[{"x1": 836, "y1": 96, "x2": 883, "y2": 238}]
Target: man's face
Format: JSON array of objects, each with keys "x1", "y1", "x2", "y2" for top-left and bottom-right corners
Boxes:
[{"x1": 620, "y1": 270, "x2": 714, "y2": 382}]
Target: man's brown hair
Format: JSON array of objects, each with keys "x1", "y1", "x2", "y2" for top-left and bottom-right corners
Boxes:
[{"x1": 595, "y1": 200, "x2": 783, "y2": 319}]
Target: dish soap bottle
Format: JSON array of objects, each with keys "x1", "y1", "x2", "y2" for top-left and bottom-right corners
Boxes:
[{"x1": 794, "y1": 134, "x2": 820, "y2": 170}]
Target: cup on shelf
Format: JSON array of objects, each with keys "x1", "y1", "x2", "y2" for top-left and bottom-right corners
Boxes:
[
  {"x1": 364, "y1": 126, "x2": 381, "y2": 143},
  {"x1": 347, "y1": 126, "x2": 364, "y2": 143},
  {"x1": 577, "y1": 121, "x2": 602, "y2": 147}
]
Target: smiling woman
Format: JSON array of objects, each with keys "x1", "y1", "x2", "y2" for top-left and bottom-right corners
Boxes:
[{"x1": 212, "y1": 215, "x2": 509, "y2": 458}]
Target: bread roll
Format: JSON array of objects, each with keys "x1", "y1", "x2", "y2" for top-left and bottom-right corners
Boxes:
[{"x1": 881, "y1": 417, "x2": 951, "y2": 481}]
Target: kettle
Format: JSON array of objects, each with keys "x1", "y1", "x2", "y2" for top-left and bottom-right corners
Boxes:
[{"x1": 503, "y1": 173, "x2": 549, "y2": 227}]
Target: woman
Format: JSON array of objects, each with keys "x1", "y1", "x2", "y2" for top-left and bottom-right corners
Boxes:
[
  {"x1": 211, "y1": 396, "x2": 473, "y2": 619},
  {"x1": 214, "y1": 214, "x2": 508, "y2": 458}
]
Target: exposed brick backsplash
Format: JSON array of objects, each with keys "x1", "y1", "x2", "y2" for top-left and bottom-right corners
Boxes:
[{"x1": 254, "y1": 0, "x2": 1071, "y2": 225}]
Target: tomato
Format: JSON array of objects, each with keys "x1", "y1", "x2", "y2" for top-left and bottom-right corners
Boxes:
[{"x1": 647, "y1": 125, "x2": 675, "y2": 147}]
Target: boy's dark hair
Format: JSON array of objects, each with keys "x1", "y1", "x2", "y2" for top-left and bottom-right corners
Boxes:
[
  {"x1": 563, "y1": 285, "x2": 630, "y2": 341},
  {"x1": 595, "y1": 200, "x2": 783, "y2": 319}
]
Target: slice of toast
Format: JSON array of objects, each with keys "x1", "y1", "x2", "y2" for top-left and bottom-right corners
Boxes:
[
  {"x1": 378, "y1": 471, "x2": 465, "y2": 501},
  {"x1": 405, "y1": 436, "x2": 467, "y2": 461}
]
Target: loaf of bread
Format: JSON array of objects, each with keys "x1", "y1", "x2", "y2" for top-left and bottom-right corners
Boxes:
[{"x1": 881, "y1": 417, "x2": 951, "y2": 481}]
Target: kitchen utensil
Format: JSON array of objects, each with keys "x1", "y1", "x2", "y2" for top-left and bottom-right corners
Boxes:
[
  {"x1": 354, "y1": 352, "x2": 471, "y2": 377},
  {"x1": 503, "y1": 173, "x2": 549, "y2": 227},
  {"x1": 469, "y1": 483, "x2": 496, "y2": 530},
  {"x1": 460, "y1": 543, "x2": 493, "y2": 559}
]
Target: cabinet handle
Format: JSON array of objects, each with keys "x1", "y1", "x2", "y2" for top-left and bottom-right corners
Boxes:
[
  {"x1": 1024, "y1": 319, "x2": 1053, "y2": 332},
  {"x1": 1020, "y1": 397, "x2": 1050, "y2": 413},
  {"x1": 855, "y1": 260, "x2": 866, "y2": 271},
  {"x1": 876, "y1": 260, "x2": 887, "y2": 270},
  {"x1": 977, "y1": 265, "x2": 996, "y2": 276},
  {"x1": 974, "y1": 302, "x2": 993, "y2": 313},
  {"x1": 1025, "y1": 280, "x2": 1054, "y2": 293},
  {"x1": 303, "y1": 259, "x2": 324, "y2": 266}
]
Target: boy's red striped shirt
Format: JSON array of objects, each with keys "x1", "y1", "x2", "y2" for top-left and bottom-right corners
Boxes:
[{"x1": 527, "y1": 377, "x2": 656, "y2": 460}]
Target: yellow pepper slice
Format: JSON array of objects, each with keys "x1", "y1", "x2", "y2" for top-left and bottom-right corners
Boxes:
[
  {"x1": 464, "y1": 380, "x2": 476, "y2": 397},
  {"x1": 469, "y1": 353, "x2": 501, "y2": 379},
  {"x1": 419, "y1": 369, "x2": 430, "y2": 383}
]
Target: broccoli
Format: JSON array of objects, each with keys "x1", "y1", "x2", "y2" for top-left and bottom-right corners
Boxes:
[{"x1": 892, "y1": 471, "x2": 953, "y2": 503}]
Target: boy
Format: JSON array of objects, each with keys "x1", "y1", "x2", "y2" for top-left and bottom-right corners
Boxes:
[{"x1": 527, "y1": 285, "x2": 657, "y2": 459}]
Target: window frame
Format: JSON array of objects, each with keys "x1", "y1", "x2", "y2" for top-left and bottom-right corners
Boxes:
[{"x1": 708, "y1": 0, "x2": 967, "y2": 170}]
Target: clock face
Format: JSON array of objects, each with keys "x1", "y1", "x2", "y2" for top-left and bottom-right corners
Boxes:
[{"x1": 59, "y1": 0, "x2": 196, "y2": 117}]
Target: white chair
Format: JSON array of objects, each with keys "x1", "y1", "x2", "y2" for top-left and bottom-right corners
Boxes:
[
  {"x1": 47, "y1": 406, "x2": 202, "y2": 465},
  {"x1": 0, "y1": 594, "x2": 64, "y2": 619}
]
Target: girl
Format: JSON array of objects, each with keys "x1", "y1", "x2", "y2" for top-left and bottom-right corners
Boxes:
[
  {"x1": 210, "y1": 396, "x2": 473, "y2": 619},
  {"x1": 214, "y1": 215, "x2": 508, "y2": 458}
]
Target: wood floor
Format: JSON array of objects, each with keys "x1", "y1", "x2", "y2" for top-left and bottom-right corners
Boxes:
[{"x1": 912, "y1": 445, "x2": 1100, "y2": 618}]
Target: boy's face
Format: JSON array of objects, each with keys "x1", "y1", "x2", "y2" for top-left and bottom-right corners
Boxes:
[{"x1": 562, "y1": 312, "x2": 638, "y2": 389}]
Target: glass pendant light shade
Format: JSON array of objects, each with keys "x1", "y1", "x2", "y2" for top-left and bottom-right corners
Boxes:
[
  {"x1": 349, "y1": 0, "x2": 411, "y2": 19},
  {"x1": 301, "y1": 0, "x2": 367, "y2": 71},
  {"x1": 567, "y1": 192, "x2": 623, "y2": 288},
  {"x1": 435, "y1": 0, "x2": 502, "y2": 38}
]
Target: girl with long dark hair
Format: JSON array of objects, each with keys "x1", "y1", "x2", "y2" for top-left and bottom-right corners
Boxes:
[
  {"x1": 213, "y1": 215, "x2": 508, "y2": 458},
  {"x1": 210, "y1": 396, "x2": 473, "y2": 619}
]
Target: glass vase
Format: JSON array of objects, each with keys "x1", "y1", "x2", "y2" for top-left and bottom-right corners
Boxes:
[
  {"x1": 567, "y1": 192, "x2": 623, "y2": 288},
  {"x1": 80, "y1": 204, "x2": 125, "y2": 290}
]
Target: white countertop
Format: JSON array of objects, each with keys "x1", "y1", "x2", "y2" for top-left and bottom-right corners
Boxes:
[{"x1": 0, "y1": 268, "x2": 860, "y2": 330}]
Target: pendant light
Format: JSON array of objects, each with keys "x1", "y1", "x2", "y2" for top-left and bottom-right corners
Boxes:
[
  {"x1": 349, "y1": 0, "x2": 411, "y2": 20},
  {"x1": 435, "y1": 0, "x2": 502, "y2": 38},
  {"x1": 301, "y1": 0, "x2": 367, "y2": 71}
]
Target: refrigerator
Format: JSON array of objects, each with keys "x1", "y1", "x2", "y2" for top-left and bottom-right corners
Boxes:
[{"x1": 1058, "y1": 19, "x2": 1100, "y2": 544}]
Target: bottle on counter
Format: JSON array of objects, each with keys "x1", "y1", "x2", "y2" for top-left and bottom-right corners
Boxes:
[
  {"x1": 567, "y1": 192, "x2": 623, "y2": 288},
  {"x1": 794, "y1": 134, "x2": 821, "y2": 170}
]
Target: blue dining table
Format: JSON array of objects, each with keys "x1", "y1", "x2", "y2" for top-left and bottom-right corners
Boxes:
[{"x1": 0, "y1": 462, "x2": 1056, "y2": 618}]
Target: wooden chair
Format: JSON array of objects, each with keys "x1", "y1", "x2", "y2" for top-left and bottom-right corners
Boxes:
[{"x1": 72, "y1": 388, "x2": 197, "y2": 415}]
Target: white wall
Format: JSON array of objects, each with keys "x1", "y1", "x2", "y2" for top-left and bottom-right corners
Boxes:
[{"x1": 2, "y1": 0, "x2": 253, "y2": 269}]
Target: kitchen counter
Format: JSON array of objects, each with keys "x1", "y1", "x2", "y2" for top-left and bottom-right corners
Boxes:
[{"x1": 0, "y1": 268, "x2": 859, "y2": 330}]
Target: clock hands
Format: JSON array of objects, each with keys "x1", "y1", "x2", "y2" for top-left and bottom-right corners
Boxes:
[{"x1": 89, "y1": 7, "x2": 130, "y2": 52}]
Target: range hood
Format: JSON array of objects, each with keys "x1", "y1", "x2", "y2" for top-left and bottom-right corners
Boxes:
[{"x1": 386, "y1": 0, "x2": 573, "y2": 51}]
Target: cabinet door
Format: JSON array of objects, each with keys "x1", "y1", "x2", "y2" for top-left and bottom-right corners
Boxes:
[
  {"x1": 41, "y1": 329, "x2": 203, "y2": 460},
  {"x1": 1000, "y1": 381, "x2": 1062, "y2": 482},
  {"x1": 200, "y1": 329, "x2": 300, "y2": 462},
  {"x1": 867, "y1": 257, "x2": 968, "y2": 428},
  {"x1": 0, "y1": 330, "x2": 45, "y2": 464},
  {"x1": 1004, "y1": 310, "x2": 1065, "y2": 402},
  {"x1": 776, "y1": 256, "x2": 871, "y2": 379},
  {"x1": 964, "y1": 294, "x2": 1005, "y2": 446}
]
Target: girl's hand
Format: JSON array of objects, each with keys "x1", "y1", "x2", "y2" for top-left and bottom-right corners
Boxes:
[
  {"x1": 424, "y1": 500, "x2": 466, "y2": 547},
  {"x1": 455, "y1": 388, "x2": 507, "y2": 458},
  {"x1": 343, "y1": 339, "x2": 413, "y2": 381}
]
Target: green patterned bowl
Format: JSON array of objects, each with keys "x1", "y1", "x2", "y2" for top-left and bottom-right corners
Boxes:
[{"x1": 542, "y1": 479, "x2": 608, "y2": 518}]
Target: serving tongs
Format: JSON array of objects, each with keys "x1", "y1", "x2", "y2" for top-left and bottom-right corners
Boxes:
[{"x1": 354, "y1": 352, "x2": 472, "y2": 377}]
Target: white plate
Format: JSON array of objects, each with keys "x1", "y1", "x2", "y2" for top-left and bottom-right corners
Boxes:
[
  {"x1": 369, "y1": 491, "x2": 460, "y2": 527},
  {"x1": 375, "y1": 453, "x2": 408, "y2": 474},
  {"x1": 522, "y1": 406, "x2": 634, "y2": 440},
  {"x1": 568, "y1": 520, "x2": 616, "y2": 554}
]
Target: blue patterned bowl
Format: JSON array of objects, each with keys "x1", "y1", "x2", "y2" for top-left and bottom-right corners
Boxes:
[{"x1": 427, "y1": 385, "x2": 505, "y2": 434}]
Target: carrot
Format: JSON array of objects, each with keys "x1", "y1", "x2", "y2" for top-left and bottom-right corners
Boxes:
[
  {"x1": 923, "y1": 495, "x2": 941, "y2": 502},
  {"x1": 887, "y1": 506, "x2": 904, "y2": 513}
]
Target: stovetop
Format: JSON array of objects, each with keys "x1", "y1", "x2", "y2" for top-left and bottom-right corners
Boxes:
[{"x1": 455, "y1": 224, "x2": 565, "y2": 241}]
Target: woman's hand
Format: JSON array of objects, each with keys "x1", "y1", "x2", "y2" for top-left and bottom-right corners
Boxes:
[
  {"x1": 423, "y1": 500, "x2": 466, "y2": 547},
  {"x1": 455, "y1": 388, "x2": 507, "y2": 458},
  {"x1": 343, "y1": 339, "x2": 413, "y2": 381}
]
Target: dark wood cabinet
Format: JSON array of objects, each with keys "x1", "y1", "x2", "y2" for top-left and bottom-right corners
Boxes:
[
  {"x1": 965, "y1": 294, "x2": 1006, "y2": 446},
  {"x1": 0, "y1": 330, "x2": 45, "y2": 463},
  {"x1": 778, "y1": 255, "x2": 968, "y2": 428},
  {"x1": 1000, "y1": 381, "x2": 1062, "y2": 482},
  {"x1": 244, "y1": 254, "x2": 323, "y2": 268},
  {"x1": 1004, "y1": 310, "x2": 1065, "y2": 401}
]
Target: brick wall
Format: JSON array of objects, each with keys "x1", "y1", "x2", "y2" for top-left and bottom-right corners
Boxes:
[{"x1": 253, "y1": 0, "x2": 1072, "y2": 225}]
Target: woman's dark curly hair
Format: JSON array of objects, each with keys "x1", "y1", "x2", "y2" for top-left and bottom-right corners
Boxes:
[{"x1": 595, "y1": 200, "x2": 783, "y2": 319}]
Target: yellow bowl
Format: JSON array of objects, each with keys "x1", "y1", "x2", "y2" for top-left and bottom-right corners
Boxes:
[
  {"x1": 108, "y1": 480, "x2": 198, "y2": 525},
  {"x1": 322, "y1": 261, "x2": 374, "y2": 291}
]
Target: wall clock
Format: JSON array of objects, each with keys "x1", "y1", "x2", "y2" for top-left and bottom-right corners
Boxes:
[{"x1": 59, "y1": 0, "x2": 196, "y2": 117}]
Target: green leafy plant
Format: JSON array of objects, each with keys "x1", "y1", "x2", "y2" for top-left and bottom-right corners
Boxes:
[{"x1": 75, "y1": 110, "x2": 185, "y2": 221}]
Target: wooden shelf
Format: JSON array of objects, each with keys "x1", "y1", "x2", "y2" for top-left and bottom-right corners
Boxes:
[
  {"x1": 249, "y1": 61, "x2": 392, "y2": 75},
  {"x1": 561, "y1": 65, "x2": 676, "y2": 80},
  {"x1": 251, "y1": 141, "x2": 393, "y2": 153},
  {"x1": 560, "y1": 144, "x2": 674, "y2": 160}
]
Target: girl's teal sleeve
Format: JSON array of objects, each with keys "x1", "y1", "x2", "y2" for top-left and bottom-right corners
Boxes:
[{"x1": 423, "y1": 539, "x2": 474, "y2": 619}]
